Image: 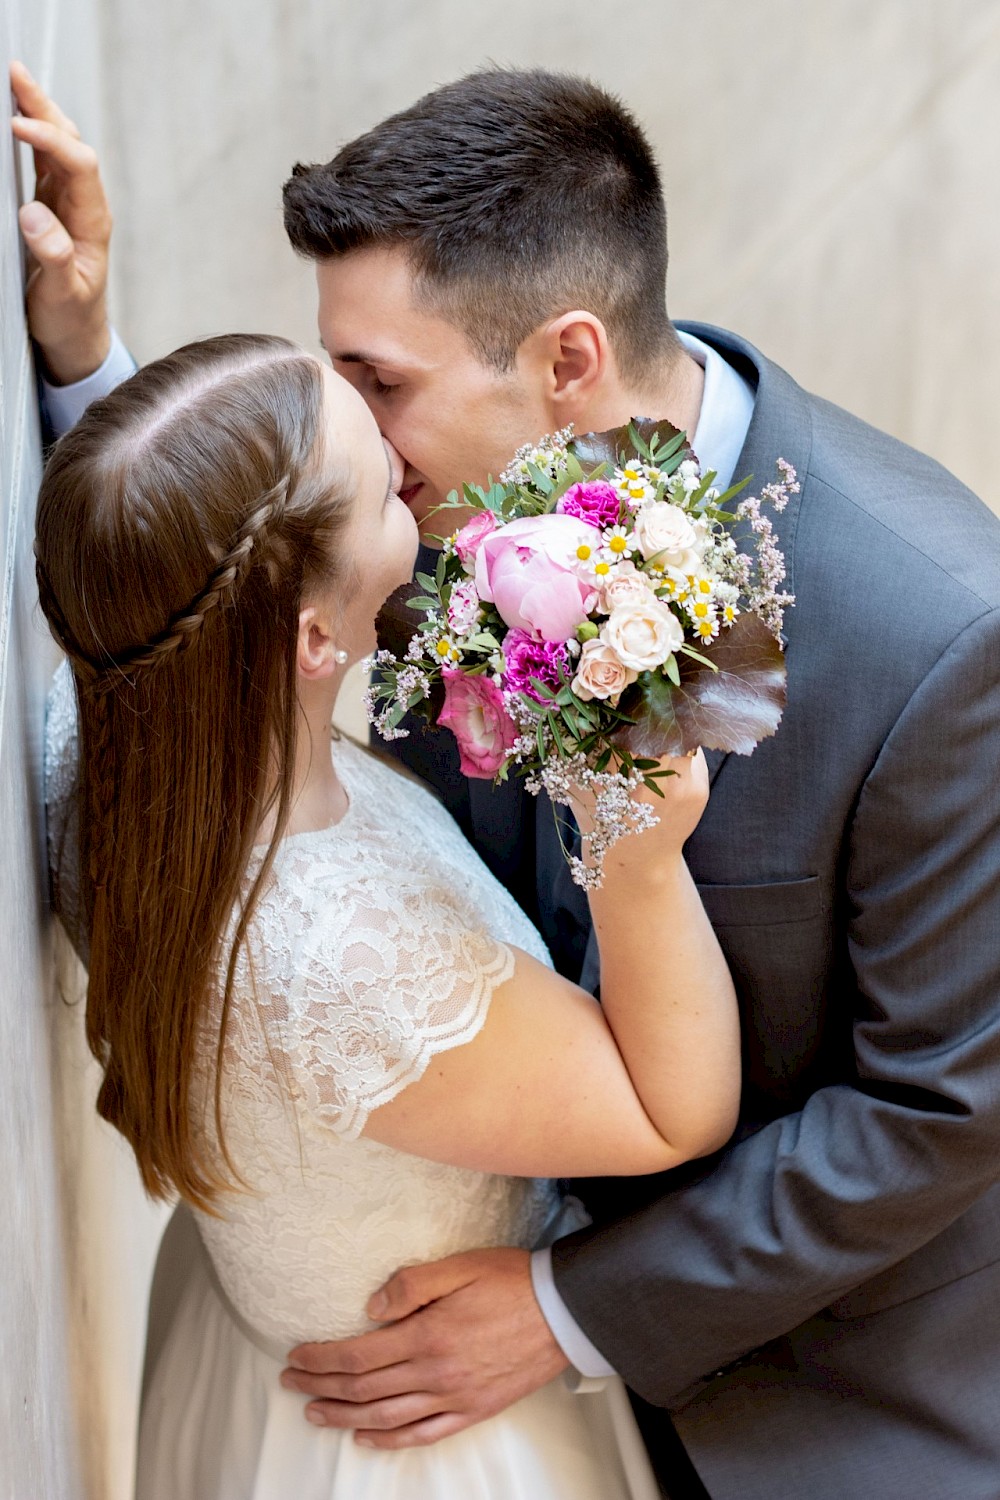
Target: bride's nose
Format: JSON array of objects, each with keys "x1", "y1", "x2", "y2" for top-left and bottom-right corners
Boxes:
[{"x1": 383, "y1": 438, "x2": 406, "y2": 495}]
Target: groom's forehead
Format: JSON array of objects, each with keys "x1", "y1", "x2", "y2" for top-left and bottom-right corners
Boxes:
[{"x1": 315, "y1": 254, "x2": 465, "y2": 371}]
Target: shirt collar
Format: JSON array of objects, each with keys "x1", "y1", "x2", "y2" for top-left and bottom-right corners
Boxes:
[{"x1": 676, "y1": 328, "x2": 756, "y2": 493}]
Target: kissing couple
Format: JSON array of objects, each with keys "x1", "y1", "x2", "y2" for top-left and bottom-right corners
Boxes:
[{"x1": 14, "y1": 60, "x2": 1000, "y2": 1500}]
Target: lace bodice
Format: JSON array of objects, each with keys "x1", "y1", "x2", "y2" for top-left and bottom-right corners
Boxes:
[{"x1": 45, "y1": 662, "x2": 558, "y2": 1346}]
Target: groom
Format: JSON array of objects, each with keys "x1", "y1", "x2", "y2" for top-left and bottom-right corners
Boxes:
[{"x1": 19, "y1": 64, "x2": 1000, "y2": 1499}]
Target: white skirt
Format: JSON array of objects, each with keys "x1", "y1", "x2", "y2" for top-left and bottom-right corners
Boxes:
[{"x1": 135, "y1": 1250, "x2": 661, "y2": 1500}]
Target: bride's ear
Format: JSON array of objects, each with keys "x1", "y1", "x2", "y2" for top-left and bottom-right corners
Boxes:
[{"x1": 296, "y1": 605, "x2": 340, "y2": 680}]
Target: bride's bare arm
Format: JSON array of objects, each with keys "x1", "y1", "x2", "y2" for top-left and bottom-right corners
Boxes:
[{"x1": 362, "y1": 752, "x2": 740, "y2": 1177}]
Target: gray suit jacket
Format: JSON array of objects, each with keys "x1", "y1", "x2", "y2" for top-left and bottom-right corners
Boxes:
[{"x1": 395, "y1": 325, "x2": 1000, "y2": 1498}]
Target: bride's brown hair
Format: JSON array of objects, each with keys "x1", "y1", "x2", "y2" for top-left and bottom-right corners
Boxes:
[{"x1": 35, "y1": 334, "x2": 351, "y2": 1210}]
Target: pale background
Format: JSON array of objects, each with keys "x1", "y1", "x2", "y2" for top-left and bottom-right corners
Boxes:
[{"x1": 2, "y1": 2, "x2": 999, "y2": 1496}]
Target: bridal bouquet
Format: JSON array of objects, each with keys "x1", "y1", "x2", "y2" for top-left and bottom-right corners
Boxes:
[{"x1": 365, "y1": 420, "x2": 797, "y2": 887}]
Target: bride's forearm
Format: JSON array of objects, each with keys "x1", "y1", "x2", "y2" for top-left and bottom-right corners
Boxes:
[{"x1": 589, "y1": 855, "x2": 741, "y2": 1158}]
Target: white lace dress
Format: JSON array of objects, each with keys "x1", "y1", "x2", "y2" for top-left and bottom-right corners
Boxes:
[{"x1": 45, "y1": 663, "x2": 659, "y2": 1500}]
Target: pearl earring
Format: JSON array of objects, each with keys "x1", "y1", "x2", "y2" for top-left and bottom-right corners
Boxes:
[{"x1": 334, "y1": 648, "x2": 349, "y2": 665}]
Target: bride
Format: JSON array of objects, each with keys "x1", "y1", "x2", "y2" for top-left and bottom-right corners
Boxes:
[{"x1": 39, "y1": 332, "x2": 739, "y2": 1499}]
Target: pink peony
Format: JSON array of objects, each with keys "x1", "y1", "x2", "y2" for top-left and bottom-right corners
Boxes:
[
  {"x1": 453, "y1": 510, "x2": 498, "y2": 570},
  {"x1": 475, "y1": 514, "x2": 598, "y2": 643},
  {"x1": 502, "y1": 630, "x2": 569, "y2": 703},
  {"x1": 556, "y1": 480, "x2": 621, "y2": 530},
  {"x1": 438, "y1": 669, "x2": 518, "y2": 778}
]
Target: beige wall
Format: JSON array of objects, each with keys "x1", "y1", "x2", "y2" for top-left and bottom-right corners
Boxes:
[
  {"x1": 101, "y1": 0, "x2": 1000, "y2": 510},
  {"x1": 3, "y1": 7, "x2": 169, "y2": 1499},
  {"x1": 4, "y1": 5, "x2": 998, "y2": 1497}
]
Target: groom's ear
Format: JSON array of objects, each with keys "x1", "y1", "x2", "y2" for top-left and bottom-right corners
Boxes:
[{"x1": 539, "y1": 311, "x2": 609, "y2": 415}]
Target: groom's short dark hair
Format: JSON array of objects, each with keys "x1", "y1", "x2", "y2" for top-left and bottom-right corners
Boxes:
[{"x1": 282, "y1": 69, "x2": 677, "y2": 378}]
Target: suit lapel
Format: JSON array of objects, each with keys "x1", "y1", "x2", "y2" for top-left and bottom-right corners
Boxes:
[{"x1": 676, "y1": 322, "x2": 814, "y2": 793}]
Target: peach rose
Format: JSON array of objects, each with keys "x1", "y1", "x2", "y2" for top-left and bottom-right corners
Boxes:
[
  {"x1": 571, "y1": 638, "x2": 638, "y2": 702},
  {"x1": 598, "y1": 562, "x2": 656, "y2": 614}
]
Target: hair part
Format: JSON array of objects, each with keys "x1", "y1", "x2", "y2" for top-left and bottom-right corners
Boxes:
[
  {"x1": 283, "y1": 68, "x2": 679, "y2": 380},
  {"x1": 35, "y1": 335, "x2": 351, "y2": 1211}
]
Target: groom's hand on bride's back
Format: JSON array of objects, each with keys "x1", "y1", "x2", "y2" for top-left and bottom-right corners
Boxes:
[
  {"x1": 281, "y1": 1248, "x2": 568, "y2": 1448},
  {"x1": 10, "y1": 62, "x2": 112, "y2": 384}
]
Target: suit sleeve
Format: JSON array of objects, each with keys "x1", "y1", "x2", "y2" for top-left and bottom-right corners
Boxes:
[{"x1": 551, "y1": 606, "x2": 1000, "y2": 1405}]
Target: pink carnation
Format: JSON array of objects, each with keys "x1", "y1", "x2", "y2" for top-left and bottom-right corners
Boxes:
[
  {"x1": 502, "y1": 630, "x2": 569, "y2": 703},
  {"x1": 438, "y1": 669, "x2": 518, "y2": 779},
  {"x1": 453, "y1": 511, "x2": 498, "y2": 569},
  {"x1": 556, "y1": 480, "x2": 621, "y2": 530}
]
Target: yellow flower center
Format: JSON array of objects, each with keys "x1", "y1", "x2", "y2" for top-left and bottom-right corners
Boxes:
[
  {"x1": 693, "y1": 602, "x2": 710, "y2": 619},
  {"x1": 436, "y1": 639, "x2": 451, "y2": 657},
  {"x1": 697, "y1": 579, "x2": 712, "y2": 594},
  {"x1": 697, "y1": 621, "x2": 715, "y2": 638},
  {"x1": 628, "y1": 484, "x2": 646, "y2": 500},
  {"x1": 623, "y1": 465, "x2": 641, "y2": 481},
  {"x1": 576, "y1": 544, "x2": 592, "y2": 560},
  {"x1": 609, "y1": 535, "x2": 628, "y2": 554},
  {"x1": 595, "y1": 561, "x2": 611, "y2": 575}
]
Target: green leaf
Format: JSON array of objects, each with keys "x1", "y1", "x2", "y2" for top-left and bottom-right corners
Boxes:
[
  {"x1": 678, "y1": 643, "x2": 718, "y2": 670},
  {"x1": 407, "y1": 595, "x2": 439, "y2": 611},
  {"x1": 435, "y1": 552, "x2": 447, "y2": 588},
  {"x1": 665, "y1": 653, "x2": 681, "y2": 687}
]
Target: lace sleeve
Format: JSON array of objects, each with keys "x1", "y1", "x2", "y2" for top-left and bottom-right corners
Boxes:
[
  {"x1": 287, "y1": 878, "x2": 516, "y2": 1142},
  {"x1": 44, "y1": 659, "x2": 88, "y2": 964}
]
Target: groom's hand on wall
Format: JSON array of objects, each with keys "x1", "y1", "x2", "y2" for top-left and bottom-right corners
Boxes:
[
  {"x1": 280, "y1": 1248, "x2": 568, "y2": 1447},
  {"x1": 10, "y1": 62, "x2": 112, "y2": 384}
]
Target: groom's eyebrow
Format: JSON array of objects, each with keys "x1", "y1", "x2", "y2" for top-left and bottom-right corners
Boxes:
[{"x1": 319, "y1": 336, "x2": 421, "y2": 373}]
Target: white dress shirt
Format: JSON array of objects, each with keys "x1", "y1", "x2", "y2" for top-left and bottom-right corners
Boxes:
[
  {"x1": 41, "y1": 326, "x2": 137, "y2": 436},
  {"x1": 41, "y1": 324, "x2": 756, "y2": 1382}
]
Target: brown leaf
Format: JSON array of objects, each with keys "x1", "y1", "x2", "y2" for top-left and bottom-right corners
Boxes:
[
  {"x1": 570, "y1": 418, "x2": 697, "y2": 474},
  {"x1": 615, "y1": 613, "x2": 787, "y2": 758}
]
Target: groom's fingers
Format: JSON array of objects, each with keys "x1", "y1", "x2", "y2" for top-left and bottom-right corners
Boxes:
[
  {"x1": 301, "y1": 1392, "x2": 448, "y2": 1432},
  {"x1": 354, "y1": 1412, "x2": 470, "y2": 1449},
  {"x1": 367, "y1": 1253, "x2": 479, "y2": 1321},
  {"x1": 283, "y1": 1249, "x2": 567, "y2": 1446},
  {"x1": 19, "y1": 202, "x2": 75, "y2": 281},
  {"x1": 287, "y1": 1320, "x2": 420, "y2": 1377},
  {"x1": 9, "y1": 62, "x2": 82, "y2": 137}
]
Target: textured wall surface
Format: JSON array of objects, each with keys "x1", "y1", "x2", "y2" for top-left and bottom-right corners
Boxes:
[{"x1": 3, "y1": 6, "x2": 168, "y2": 1500}]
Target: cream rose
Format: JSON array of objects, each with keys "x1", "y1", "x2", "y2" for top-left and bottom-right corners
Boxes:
[
  {"x1": 598, "y1": 562, "x2": 656, "y2": 614},
  {"x1": 571, "y1": 638, "x2": 638, "y2": 702},
  {"x1": 603, "y1": 598, "x2": 684, "y2": 671},
  {"x1": 632, "y1": 502, "x2": 698, "y2": 564}
]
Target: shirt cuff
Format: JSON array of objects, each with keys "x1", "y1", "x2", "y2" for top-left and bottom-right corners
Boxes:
[
  {"x1": 40, "y1": 328, "x2": 137, "y2": 437},
  {"x1": 530, "y1": 1246, "x2": 616, "y2": 1386}
]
